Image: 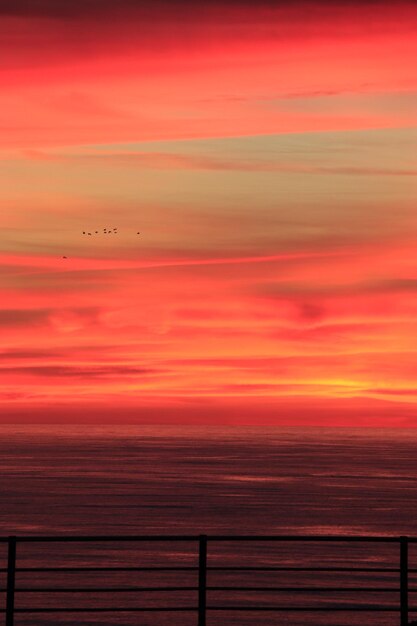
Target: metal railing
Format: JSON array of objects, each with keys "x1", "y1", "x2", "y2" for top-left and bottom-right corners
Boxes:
[{"x1": 0, "y1": 534, "x2": 416, "y2": 625}]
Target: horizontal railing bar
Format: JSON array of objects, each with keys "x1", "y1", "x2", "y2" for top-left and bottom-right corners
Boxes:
[
  {"x1": 2, "y1": 606, "x2": 417, "y2": 614},
  {"x1": 207, "y1": 606, "x2": 402, "y2": 611},
  {"x1": 10, "y1": 566, "x2": 406, "y2": 571},
  {"x1": 10, "y1": 565, "x2": 401, "y2": 573},
  {"x1": 15, "y1": 566, "x2": 199, "y2": 572},
  {"x1": 207, "y1": 587, "x2": 402, "y2": 592},
  {"x1": 3, "y1": 586, "x2": 408, "y2": 594},
  {"x1": 10, "y1": 586, "x2": 199, "y2": 593},
  {"x1": 4, "y1": 606, "x2": 404, "y2": 613},
  {"x1": 3, "y1": 534, "x2": 417, "y2": 542},
  {"x1": 209, "y1": 536, "x2": 402, "y2": 542},
  {"x1": 207, "y1": 566, "x2": 400, "y2": 572},
  {"x1": 13, "y1": 607, "x2": 198, "y2": 613}
]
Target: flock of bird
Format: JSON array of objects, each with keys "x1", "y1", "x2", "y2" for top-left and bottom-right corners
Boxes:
[
  {"x1": 62, "y1": 228, "x2": 141, "y2": 258},
  {"x1": 82, "y1": 228, "x2": 141, "y2": 236}
]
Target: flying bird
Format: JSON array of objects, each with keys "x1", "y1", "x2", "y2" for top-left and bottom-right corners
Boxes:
[
  {"x1": 62, "y1": 256, "x2": 67, "y2": 259},
  {"x1": 80, "y1": 227, "x2": 141, "y2": 238}
]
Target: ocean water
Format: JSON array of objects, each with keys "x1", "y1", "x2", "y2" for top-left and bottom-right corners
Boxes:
[{"x1": 1, "y1": 425, "x2": 417, "y2": 625}]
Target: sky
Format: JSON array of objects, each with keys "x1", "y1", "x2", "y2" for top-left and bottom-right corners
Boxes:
[{"x1": 1, "y1": 0, "x2": 416, "y2": 424}]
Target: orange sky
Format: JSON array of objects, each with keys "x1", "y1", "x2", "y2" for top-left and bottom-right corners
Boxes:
[{"x1": 1, "y1": 1, "x2": 416, "y2": 424}]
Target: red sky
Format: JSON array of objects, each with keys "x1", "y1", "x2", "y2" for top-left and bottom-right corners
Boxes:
[{"x1": 1, "y1": 1, "x2": 416, "y2": 424}]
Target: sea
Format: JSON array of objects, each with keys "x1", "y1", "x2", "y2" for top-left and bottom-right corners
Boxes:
[{"x1": 1, "y1": 424, "x2": 417, "y2": 625}]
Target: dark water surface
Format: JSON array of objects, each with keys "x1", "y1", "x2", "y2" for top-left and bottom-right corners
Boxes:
[{"x1": 1, "y1": 425, "x2": 417, "y2": 625}]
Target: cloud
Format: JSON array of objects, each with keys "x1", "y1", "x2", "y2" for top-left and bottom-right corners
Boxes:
[
  {"x1": 257, "y1": 279, "x2": 417, "y2": 301},
  {"x1": 0, "y1": 250, "x2": 345, "y2": 272},
  {"x1": 41, "y1": 149, "x2": 417, "y2": 177},
  {"x1": 0, "y1": 365, "x2": 160, "y2": 380},
  {"x1": 0, "y1": 306, "x2": 101, "y2": 331},
  {"x1": 365, "y1": 388, "x2": 417, "y2": 396},
  {"x1": 0, "y1": 348, "x2": 65, "y2": 359},
  {"x1": 296, "y1": 302, "x2": 326, "y2": 323},
  {"x1": 0, "y1": 309, "x2": 49, "y2": 327},
  {"x1": 3, "y1": 394, "x2": 416, "y2": 426}
]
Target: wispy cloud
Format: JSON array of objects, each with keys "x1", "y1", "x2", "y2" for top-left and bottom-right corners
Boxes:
[
  {"x1": 31, "y1": 149, "x2": 417, "y2": 177},
  {"x1": 0, "y1": 364, "x2": 160, "y2": 380},
  {"x1": 0, "y1": 308, "x2": 49, "y2": 327}
]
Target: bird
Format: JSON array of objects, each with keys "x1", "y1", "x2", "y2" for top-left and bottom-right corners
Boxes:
[
  {"x1": 137, "y1": 232, "x2": 140, "y2": 235},
  {"x1": 88, "y1": 232, "x2": 92, "y2": 235},
  {"x1": 62, "y1": 256, "x2": 67, "y2": 259},
  {"x1": 95, "y1": 231, "x2": 98, "y2": 234},
  {"x1": 82, "y1": 231, "x2": 86, "y2": 235}
]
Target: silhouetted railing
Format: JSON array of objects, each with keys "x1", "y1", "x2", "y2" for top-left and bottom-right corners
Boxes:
[{"x1": 0, "y1": 534, "x2": 416, "y2": 625}]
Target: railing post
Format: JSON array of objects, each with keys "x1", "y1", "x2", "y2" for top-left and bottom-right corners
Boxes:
[
  {"x1": 198, "y1": 534, "x2": 207, "y2": 626},
  {"x1": 6, "y1": 536, "x2": 16, "y2": 626},
  {"x1": 400, "y1": 536, "x2": 408, "y2": 626}
]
